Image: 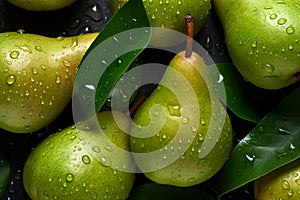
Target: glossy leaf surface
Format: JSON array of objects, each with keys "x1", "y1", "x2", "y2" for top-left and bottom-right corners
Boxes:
[
  {"x1": 73, "y1": 0, "x2": 151, "y2": 121},
  {"x1": 217, "y1": 85, "x2": 300, "y2": 197}
]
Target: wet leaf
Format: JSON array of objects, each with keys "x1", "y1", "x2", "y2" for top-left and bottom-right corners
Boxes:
[
  {"x1": 73, "y1": 0, "x2": 151, "y2": 121},
  {"x1": 209, "y1": 63, "x2": 297, "y2": 123},
  {"x1": 0, "y1": 151, "x2": 9, "y2": 198},
  {"x1": 217, "y1": 85, "x2": 300, "y2": 197},
  {"x1": 129, "y1": 183, "x2": 215, "y2": 200}
]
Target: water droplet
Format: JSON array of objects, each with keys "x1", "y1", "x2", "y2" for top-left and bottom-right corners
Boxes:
[
  {"x1": 180, "y1": 153, "x2": 186, "y2": 159},
  {"x1": 282, "y1": 180, "x2": 290, "y2": 190},
  {"x1": 167, "y1": 105, "x2": 181, "y2": 117},
  {"x1": 65, "y1": 173, "x2": 74, "y2": 182},
  {"x1": 25, "y1": 90, "x2": 30, "y2": 96},
  {"x1": 190, "y1": 126, "x2": 197, "y2": 133},
  {"x1": 31, "y1": 67, "x2": 38, "y2": 75},
  {"x1": 290, "y1": 143, "x2": 296, "y2": 150},
  {"x1": 6, "y1": 75, "x2": 16, "y2": 85},
  {"x1": 92, "y1": 146, "x2": 101, "y2": 153},
  {"x1": 100, "y1": 156, "x2": 111, "y2": 167},
  {"x1": 251, "y1": 40, "x2": 257, "y2": 48},
  {"x1": 217, "y1": 74, "x2": 224, "y2": 83},
  {"x1": 85, "y1": 4, "x2": 103, "y2": 22},
  {"x1": 245, "y1": 154, "x2": 255, "y2": 162},
  {"x1": 56, "y1": 36, "x2": 64, "y2": 41},
  {"x1": 84, "y1": 84, "x2": 96, "y2": 91},
  {"x1": 278, "y1": 128, "x2": 290, "y2": 135},
  {"x1": 35, "y1": 46, "x2": 43, "y2": 51},
  {"x1": 198, "y1": 134, "x2": 204, "y2": 141},
  {"x1": 286, "y1": 26, "x2": 295, "y2": 34},
  {"x1": 270, "y1": 13, "x2": 277, "y2": 19},
  {"x1": 204, "y1": 35, "x2": 213, "y2": 49},
  {"x1": 181, "y1": 117, "x2": 190, "y2": 124},
  {"x1": 264, "y1": 63, "x2": 275, "y2": 72},
  {"x1": 295, "y1": 178, "x2": 300, "y2": 186},
  {"x1": 63, "y1": 60, "x2": 72, "y2": 67},
  {"x1": 19, "y1": 46, "x2": 32, "y2": 53},
  {"x1": 101, "y1": 60, "x2": 108, "y2": 65},
  {"x1": 258, "y1": 126, "x2": 264, "y2": 132},
  {"x1": 9, "y1": 51, "x2": 19, "y2": 60},
  {"x1": 278, "y1": 18, "x2": 287, "y2": 25},
  {"x1": 82, "y1": 155, "x2": 91, "y2": 164},
  {"x1": 105, "y1": 146, "x2": 113, "y2": 152},
  {"x1": 288, "y1": 190, "x2": 294, "y2": 197},
  {"x1": 55, "y1": 76, "x2": 61, "y2": 84},
  {"x1": 200, "y1": 118, "x2": 206, "y2": 126},
  {"x1": 152, "y1": 110, "x2": 160, "y2": 117},
  {"x1": 48, "y1": 142, "x2": 55, "y2": 149}
]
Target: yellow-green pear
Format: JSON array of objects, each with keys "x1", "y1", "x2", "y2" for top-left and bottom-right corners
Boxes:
[
  {"x1": 0, "y1": 32, "x2": 98, "y2": 133},
  {"x1": 213, "y1": 0, "x2": 300, "y2": 89},
  {"x1": 7, "y1": 0, "x2": 77, "y2": 11},
  {"x1": 254, "y1": 158, "x2": 300, "y2": 200},
  {"x1": 23, "y1": 111, "x2": 135, "y2": 200},
  {"x1": 129, "y1": 15, "x2": 233, "y2": 187},
  {"x1": 109, "y1": 0, "x2": 211, "y2": 47}
]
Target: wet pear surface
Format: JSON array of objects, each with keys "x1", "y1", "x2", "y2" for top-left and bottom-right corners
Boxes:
[
  {"x1": 213, "y1": 0, "x2": 300, "y2": 89},
  {"x1": 23, "y1": 111, "x2": 135, "y2": 200},
  {"x1": 0, "y1": 32, "x2": 98, "y2": 133}
]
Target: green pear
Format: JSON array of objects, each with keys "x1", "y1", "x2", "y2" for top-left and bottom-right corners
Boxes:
[
  {"x1": 213, "y1": 0, "x2": 300, "y2": 90},
  {"x1": 254, "y1": 158, "x2": 300, "y2": 199},
  {"x1": 23, "y1": 111, "x2": 135, "y2": 200},
  {"x1": 0, "y1": 32, "x2": 98, "y2": 133},
  {"x1": 129, "y1": 15, "x2": 233, "y2": 187},
  {"x1": 7, "y1": 0, "x2": 77, "y2": 11},
  {"x1": 108, "y1": 0, "x2": 211, "y2": 47}
]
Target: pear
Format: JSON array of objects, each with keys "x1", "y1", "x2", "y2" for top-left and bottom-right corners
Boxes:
[
  {"x1": 108, "y1": 0, "x2": 211, "y2": 47},
  {"x1": 7, "y1": 0, "x2": 77, "y2": 11},
  {"x1": 0, "y1": 31, "x2": 98, "y2": 133},
  {"x1": 23, "y1": 111, "x2": 135, "y2": 200},
  {"x1": 213, "y1": 0, "x2": 300, "y2": 90},
  {"x1": 129, "y1": 15, "x2": 233, "y2": 187},
  {"x1": 254, "y1": 158, "x2": 300, "y2": 199}
]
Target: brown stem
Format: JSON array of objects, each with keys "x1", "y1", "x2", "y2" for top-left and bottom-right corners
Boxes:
[
  {"x1": 185, "y1": 14, "x2": 194, "y2": 58},
  {"x1": 126, "y1": 95, "x2": 148, "y2": 116}
]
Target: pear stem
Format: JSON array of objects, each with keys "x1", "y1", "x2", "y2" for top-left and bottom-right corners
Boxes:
[
  {"x1": 185, "y1": 14, "x2": 194, "y2": 58},
  {"x1": 126, "y1": 95, "x2": 148, "y2": 116}
]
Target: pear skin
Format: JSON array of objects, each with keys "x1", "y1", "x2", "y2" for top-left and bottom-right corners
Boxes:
[
  {"x1": 254, "y1": 158, "x2": 300, "y2": 199},
  {"x1": 130, "y1": 50, "x2": 233, "y2": 187},
  {"x1": 109, "y1": 0, "x2": 211, "y2": 47},
  {"x1": 213, "y1": 0, "x2": 300, "y2": 89},
  {"x1": 8, "y1": 0, "x2": 77, "y2": 11},
  {"x1": 23, "y1": 111, "x2": 135, "y2": 200},
  {"x1": 0, "y1": 32, "x2": 98, "y2": 133}
]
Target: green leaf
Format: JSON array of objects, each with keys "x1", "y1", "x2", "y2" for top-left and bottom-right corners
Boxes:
[
  {"x1": 73, "y1": 0, "x2": 151, "y2": 121},
  {"x1": 209, "y1": 62, "x2": 297, "y2": 123},
  {"x1": 0, "y1": 151, "x2": 10, "y2": 198},
  {"x1": 217, "y1": 85, "x2": 300, "y2": 198},
  {"x1": 129, "y1": 183, "x2": 215, "y2": 200}
]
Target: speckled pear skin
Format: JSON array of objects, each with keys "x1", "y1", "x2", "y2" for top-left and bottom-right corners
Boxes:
[
  {"x1": 130, "y1": 51, "x2": 233, "y2": 187},
  {"x1": 0, "y1": 32, "x2": 98, "y2": 133}
]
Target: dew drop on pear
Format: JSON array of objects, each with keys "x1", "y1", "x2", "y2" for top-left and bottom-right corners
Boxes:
[
  {"x1": 82, "y1": 155, "x2": 91, "y2": 164},
  {"x1": 6, "y1": 75, "x2": 16, "y2": 86}
]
